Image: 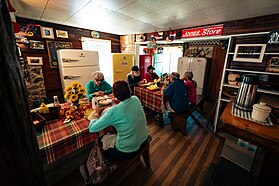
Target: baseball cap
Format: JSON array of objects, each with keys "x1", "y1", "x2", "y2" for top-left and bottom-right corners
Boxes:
[{"x1": 147, "y1": 65, "x2": 155, "y2": 71}]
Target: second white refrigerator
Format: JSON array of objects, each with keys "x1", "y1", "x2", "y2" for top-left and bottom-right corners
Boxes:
[{"x1": 177, "y1": 57, "x2": 207, "y2": 95}]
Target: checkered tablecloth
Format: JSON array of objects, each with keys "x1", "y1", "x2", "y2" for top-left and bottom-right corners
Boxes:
[
  {"x1": 134, "y1": 86, "x2": 163, "y2": 113},
  {"x1": 36, "y1": 117, "x2": 112, "y2": 165}
]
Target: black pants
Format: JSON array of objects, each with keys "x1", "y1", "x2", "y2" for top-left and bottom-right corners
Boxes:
[{"x1": 103, "y1": 138, "x2": 148, "y2": 161}]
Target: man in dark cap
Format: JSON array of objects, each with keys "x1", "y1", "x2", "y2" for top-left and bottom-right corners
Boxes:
[
  {"x1": 144, "y1": 65, "x2": 159, "y2": 82},
  {"x1": 127, "y1": 65, "x2": 146, "y2": 94}
]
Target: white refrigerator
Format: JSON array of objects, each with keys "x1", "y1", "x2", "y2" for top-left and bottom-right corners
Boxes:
[
  {"x1": 177, "y1": 57, "x2": 207, "y2": 95},
  {"x1": 57, "y1": 49, "x2": 99, "y2": 93}
]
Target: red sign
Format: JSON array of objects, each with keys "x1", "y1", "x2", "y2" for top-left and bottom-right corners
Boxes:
[{"x1": 182, "y1": 25, "x2": 223, "y2": 38}]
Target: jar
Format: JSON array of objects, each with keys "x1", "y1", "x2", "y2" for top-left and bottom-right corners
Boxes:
[{"x1": 251, "y1": 102, "x2": 272, "y2": 122}]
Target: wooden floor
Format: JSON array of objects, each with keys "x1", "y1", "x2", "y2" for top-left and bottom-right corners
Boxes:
[{"x1": 53, "y1": 117, "x2": 224, "y2": 186}]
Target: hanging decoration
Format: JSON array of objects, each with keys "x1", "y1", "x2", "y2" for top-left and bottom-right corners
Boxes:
[{"x1": 169, "y1": 27, "x2": 176, "y2": 41}]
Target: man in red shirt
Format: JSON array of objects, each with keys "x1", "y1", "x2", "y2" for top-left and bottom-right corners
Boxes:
[{"x1": 144, "y1": 65, "x2": 159, "y2": 82}]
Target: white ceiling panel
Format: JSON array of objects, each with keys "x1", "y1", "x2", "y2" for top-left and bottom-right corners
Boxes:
[
  {"x1": 11, "y1": 0, "x2": 279, "y2": 35},
  {"x1": 42, "y1": 0, "x2": 91, "y2": 21}
]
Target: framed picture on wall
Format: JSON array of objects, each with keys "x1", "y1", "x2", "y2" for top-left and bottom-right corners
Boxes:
[
  {"x1": 266, "y1": 57, "x2": 279, "y2": 72},
  {"x1": 27, "y1": 56, "x2": 43, "y2": 65},
  {"x1": 46, "y1": 41, "x2": 73, "y2": 68},
  {"x1": 29, "y1": 40, "x2": 44, "y2": 49},
  {"x1": 40, "y1": 26, "x2": 54, "y2": 39},
  {"x1": 56, "y1": 30, "x2": 68, "y2": 38},
  {"x1": 233, "y1": 44, "x2": 266, "y2": 63}
]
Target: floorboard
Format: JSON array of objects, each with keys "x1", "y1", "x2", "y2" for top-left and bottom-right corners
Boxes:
[{"x1": 53, "y1": 114, "x2": 225, "y2": 186}]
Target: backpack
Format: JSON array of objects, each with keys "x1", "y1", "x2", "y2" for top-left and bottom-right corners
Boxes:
[{"x1": 79, "y1": 139, "x2": 112, "y2": 185}]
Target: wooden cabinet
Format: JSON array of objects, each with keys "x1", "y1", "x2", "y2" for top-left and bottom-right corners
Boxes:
[{"x1": 214, "y1": 32, "x2": 279, "y2": 133}]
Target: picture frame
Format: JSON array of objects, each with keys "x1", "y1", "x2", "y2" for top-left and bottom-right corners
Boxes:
[
  {"x1": 29, "y1": 40, "x2": 44, "y2": 50},
  {"x1": 56, "y1": 30, "x2": 69, "y2": 38},
  {"x1": 266, "y1": 57, "x2": 279, "y2": 72},
  {"x1": 46, "y1": 41, "x2": 73, "y2": 68},
  {"x1": 27, "y1": 56, "x2": 43, "y2": 66},
  {"x1": 40, "y1": 26, "x2": 54, "y2": 39},
  {"x1": 233, "y1": 44, "x2": 266, "y2": 63}
]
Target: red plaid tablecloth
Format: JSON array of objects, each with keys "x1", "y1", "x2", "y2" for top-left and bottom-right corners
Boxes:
[
  {"x1": 36, "y1": 118, "x2": 111, "y2": 165},
  {"x1": 134, "y1": 86, "x2": 163, "y2": 113}
]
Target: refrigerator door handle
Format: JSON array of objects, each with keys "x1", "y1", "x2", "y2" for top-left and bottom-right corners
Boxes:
[
  {"x1": 62, "y1": 58, "x2": 79, "y2": 62},
  {"x1": 64, "y1": 75, "x2": 81, "y2": 80}
]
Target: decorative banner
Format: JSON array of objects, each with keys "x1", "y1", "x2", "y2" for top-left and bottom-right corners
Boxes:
[
  {"x1": 182, "y1": 25, "x2": 223, "y2": 38},
  {"x1": 268, "y1": 30, "x2": 279, "y2": 44}
]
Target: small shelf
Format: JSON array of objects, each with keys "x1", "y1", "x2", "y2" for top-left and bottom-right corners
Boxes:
[
  {"x1": 223, "y1": 84, "x2": 239, "y2": 88},
  {"x1": 223, "y1": 83, "x2": 279, "y2": 95},
  {"x1": 225, "y1": 69, "x2": 279, "y2": 76},
  {"x1": 220, "y1": 98, "x2": 232, "y2": 102},
  {"x1": 258, "y1": 88, "x2": 279, "y2": 95}
]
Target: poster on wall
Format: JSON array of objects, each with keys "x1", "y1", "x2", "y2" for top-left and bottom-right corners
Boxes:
[
  {"x1": 46, "y1": 41, "x2": 73, "y2": 68},
  {"x1": 182, "y1": 25, "x2": 223, "y2": 38}
]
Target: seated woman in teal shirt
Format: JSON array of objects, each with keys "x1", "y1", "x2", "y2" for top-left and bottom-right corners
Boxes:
[
  {"x1": 89, "y1": 80, "x2": 149, "y2": 160},
  {"x1": 85, "y1": 71, "x2": 112, "y2": 100}
]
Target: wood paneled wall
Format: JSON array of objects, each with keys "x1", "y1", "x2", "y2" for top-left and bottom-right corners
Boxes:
[{"x1": 16, "y1": 17, "x2": 120, "y2": 102}]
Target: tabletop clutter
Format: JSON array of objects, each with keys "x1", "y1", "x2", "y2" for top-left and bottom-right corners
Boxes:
[{"x1": 231, "y1": 74, "x2": 275, "y2": 126}]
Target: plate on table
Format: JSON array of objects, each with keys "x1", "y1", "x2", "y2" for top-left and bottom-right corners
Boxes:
[
  {"x1": 98, "y1": 99, "x2": 112, "y2": 106},
  {"x1": 138, "y1": 83, "x2": 152, "y2": 87},
  {"x1": 146, "y1": 87, "x2": 160, "y2": 91}
]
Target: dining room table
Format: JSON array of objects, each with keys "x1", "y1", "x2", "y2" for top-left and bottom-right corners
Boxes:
[
  {"x1": 134, "y1": 86, "x2": 165, "y2": 126},
  {"x1": 34, "y1": 95, "x2": 116, "y2": 184}
]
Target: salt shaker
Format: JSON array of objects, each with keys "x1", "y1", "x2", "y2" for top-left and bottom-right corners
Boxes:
[
  {"x1": 92, "y1": 97, "x2": 98, "y2": 110},
  {"x1": 53, "y1": 96, "x2": 60, "y2": 107}
]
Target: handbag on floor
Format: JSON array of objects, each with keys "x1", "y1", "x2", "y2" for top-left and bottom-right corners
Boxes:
[{"x1": 79, "y1": 139, "x2": 111, "y2": 185}]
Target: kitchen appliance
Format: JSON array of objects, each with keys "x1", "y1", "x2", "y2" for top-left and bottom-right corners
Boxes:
[
  {"x1": 57, "y1": 49, "x2": 99, "y2": 94},
  {"x1": 234, "y1": 74, "x2": 259, "y2": 111},
  {"x1": 139, "y1": 55, "x2": 153, "y2": 80},
  {"x1": 251, "y1": 102, "x2": 271, "y2": 122},
  {"x1": 112, "y1": 53, "x2": 134, "y2": 82},
  {"x1": 177, "y1": 57, "x2": 207, "y2": 95}
]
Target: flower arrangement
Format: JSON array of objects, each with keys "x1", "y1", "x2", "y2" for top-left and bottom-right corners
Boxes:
[
  {"x1": 61, "y1": 82, "x2": 89, "y2": 121},
  {"x1": 59, "y1": 104, "x2": 89, "y2": 121},
  {"x1": 64, "y1": 82, "x2": 86, "y2": 105}
]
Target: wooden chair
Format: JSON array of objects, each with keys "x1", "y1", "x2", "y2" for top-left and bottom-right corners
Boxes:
[
  {"x1": 107, "y1": 135, "x2": 152, "y2": 173},
  {"x1": 171, "y1": 95, "x2": 205, "y2": 135}
]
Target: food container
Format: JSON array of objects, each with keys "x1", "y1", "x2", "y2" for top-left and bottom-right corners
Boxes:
[{"x1": 251, "y1": 102, "x2": 272, "y2": 122}]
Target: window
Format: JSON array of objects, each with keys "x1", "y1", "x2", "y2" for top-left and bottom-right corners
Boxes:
[{"x1": 82, "y1": 37, "x2": 112, "y2": 85}]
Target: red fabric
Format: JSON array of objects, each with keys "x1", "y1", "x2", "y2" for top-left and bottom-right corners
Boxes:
[
  {"x1": 144, "y1": 72, "x2": 159, "y2": 82},
  {"x1": 184, "y1": 81, "x2": 197, "y2": 104},
  {"x1": 134, "y1": 86, "x2": 163, "y2": 113},
  {"x1": 36, "y1": 117, "x2": 112, "y2": 165}
]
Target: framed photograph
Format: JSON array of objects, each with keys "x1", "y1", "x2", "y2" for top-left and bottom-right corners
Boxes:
[
  {"x1": 29, "y1": 40, "x2": 44, "y2": 49},
  {"x1": 46, "y1": 41, "x2": 73, "y2": 68},
  {"x1": 27, "y1": 57, "x2": 43, "y2": 66},
  {"x1": 266, "y1": 57, "x2": 279, "y2": 72},
  {"x1": 233, "y1": 44, "x2": 266, "y2": 63},
  {"x1": 40, "y1": 26, "x2": 54, "y2": 39},
  {"x1": 56, "y1": 30, "x2": 68, "y2": 38}
]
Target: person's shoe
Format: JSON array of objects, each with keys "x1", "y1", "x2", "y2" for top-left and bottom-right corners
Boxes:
[{"x1": 171, "y1": 125, "x2": 179, "y2": 131}]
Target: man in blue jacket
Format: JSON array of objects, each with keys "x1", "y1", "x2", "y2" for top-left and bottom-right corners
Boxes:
[{"x1": 162, "y1": 72, "x2": 189, "y2": 131}]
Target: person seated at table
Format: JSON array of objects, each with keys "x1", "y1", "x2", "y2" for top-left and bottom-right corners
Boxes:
[
  {"x1": 183, "y1": 71, "x2": 197, "y2": 104},
  {"x1": 85, "y1": 71, "x2": 112, "y2": 100},
  {"x1": 162, "y1": 72, "x2": 189, "y2": 129},
  {"x1": 127, "y1": 65, "x2": 146, "y2": 94},
  {"x1": 89, "y1": 80, "x2": 149, "y2": 160},
  {"x1": 144, "y1": 65, "x2": 159, "y2": 82}
]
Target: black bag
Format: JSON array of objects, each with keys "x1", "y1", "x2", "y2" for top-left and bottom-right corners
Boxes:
[{"x1": 80, "y1": 139, "x2": 112, "y2": 185}]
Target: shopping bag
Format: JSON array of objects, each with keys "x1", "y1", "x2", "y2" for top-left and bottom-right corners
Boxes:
[{"x1": 79, "y1": 139, "x2": 111, "y2": 185}]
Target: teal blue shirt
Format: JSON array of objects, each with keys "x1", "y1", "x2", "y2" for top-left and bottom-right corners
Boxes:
[
  {"x1": 89, "y1": 96, "x2": 148, "y2": 153},
  {"x1": 85, "y1": 80, "x2": 112, "y2": 100}
]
